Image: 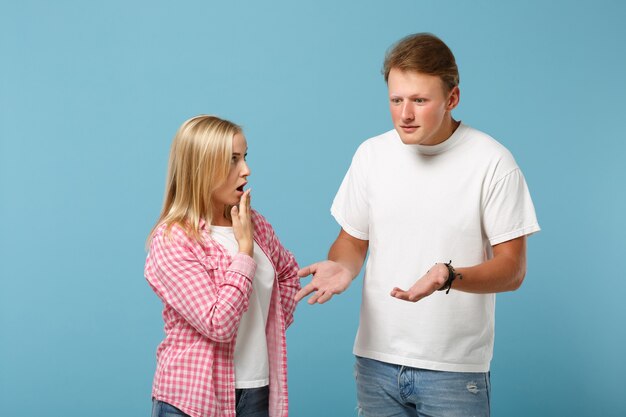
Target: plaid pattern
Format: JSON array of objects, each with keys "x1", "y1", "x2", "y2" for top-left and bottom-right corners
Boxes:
[{"x1": 145, "y1": 210, "x2": 300, "y2": 417}]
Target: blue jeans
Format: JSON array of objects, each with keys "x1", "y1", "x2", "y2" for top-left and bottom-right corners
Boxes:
[
  {"x1": 151, "y1": 386, "x2": 269, "y2": 417},
  {"x1": 151, "y1": 401, "x2": 190, "y2": 417},
  {"x1": 355, "y1": 356, "x2": 490, "y2": 417},
  {"x1": 235, "y1": 385, "x2": 269, "y2": 417}
]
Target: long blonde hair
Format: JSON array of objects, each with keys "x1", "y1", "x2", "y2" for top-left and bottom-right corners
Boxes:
[{"x1": 148, "y1": 115, "x2": 241, "y2": 244}]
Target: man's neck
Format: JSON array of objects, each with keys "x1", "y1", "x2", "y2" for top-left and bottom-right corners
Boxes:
[{"x1": 432, "y1": 117, "x2": 460, "y2": 145}]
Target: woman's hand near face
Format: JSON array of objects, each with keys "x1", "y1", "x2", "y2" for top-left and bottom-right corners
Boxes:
[{"x1": 231, "y1": 189, "x2": 254, "y2": 257}]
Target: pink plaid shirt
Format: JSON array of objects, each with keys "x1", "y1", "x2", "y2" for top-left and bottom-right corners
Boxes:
[{"x1": 145, "y1": 210, "x2": 300, "y2": 417}]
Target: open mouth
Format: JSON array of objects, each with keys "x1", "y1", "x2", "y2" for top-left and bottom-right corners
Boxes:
[{"x1": 236, "y1": 183, "x2": 247, "y2": 192}]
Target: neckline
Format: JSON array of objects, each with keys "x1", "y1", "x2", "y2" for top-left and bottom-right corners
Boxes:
[
  {"x1": 400, "y1": 122, "x2": 468, "y2": 155},
  {"x1": 211, "y1": 225, "x2": 234, "y2": 232}
]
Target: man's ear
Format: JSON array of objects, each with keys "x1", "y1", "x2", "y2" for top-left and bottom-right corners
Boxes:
[{"x1": 447, "y1": 86, "x2": 460, "y2": 111}]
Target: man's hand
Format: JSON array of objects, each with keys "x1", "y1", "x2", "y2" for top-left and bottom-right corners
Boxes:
[
  {"x1": 295, "y1": 261, "x2": 353, "y2": 304},
  {"x1": 390, "y1": 263, "x2": 448, "y2": 302}
]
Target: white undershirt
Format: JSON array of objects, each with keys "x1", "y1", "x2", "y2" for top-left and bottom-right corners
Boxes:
[{"x1": 210, "y1": 226, "x2": 275, "y2": 388}]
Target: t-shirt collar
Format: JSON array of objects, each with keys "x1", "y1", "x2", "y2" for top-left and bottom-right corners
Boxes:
[{"x1": 400, "y1": 122, "x2": 468, "y2": 155}]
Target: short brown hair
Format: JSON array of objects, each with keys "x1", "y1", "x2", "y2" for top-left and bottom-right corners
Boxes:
[{"x1": 383, "y1": 33, "x2": 459, "y2": 91}]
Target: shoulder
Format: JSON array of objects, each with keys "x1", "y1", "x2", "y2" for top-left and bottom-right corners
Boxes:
[
  {"x1": 251, "y1": 209, "x2": 274, "y2": 237},
  {"x1": 359, "y1": 129, "x2": 398, "y2": 151},
  {"x1": 461, "y1": 124, "x2": 518, "y2": 170},
  {"x1": 350, "y1": 129, "x2": 399, "y2": 163},
  {"x1": 149, "y1": 222, "x2": 202, "y2": 253},
  {"x1": 463, "y1": 125, "x2": 513, "y2": 156},
  {"x1": 251, "y1": 208, "x2": 269, "y2": 225}
]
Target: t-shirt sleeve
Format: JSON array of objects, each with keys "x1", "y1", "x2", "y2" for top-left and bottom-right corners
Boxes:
[
  {"x1": 482, "y1": 168, "x2": 540, "y2": 246},
  {"x1": 330, "y1": 144, "x2": 370, "y2": 240}
]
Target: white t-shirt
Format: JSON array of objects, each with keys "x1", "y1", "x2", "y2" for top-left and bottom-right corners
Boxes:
[
  {"x1": 210, "y1": 226, "x2": 275, "y2": 388},
  {"x1": 331, "y1": 123, "x2": 540, "y2": 372}
]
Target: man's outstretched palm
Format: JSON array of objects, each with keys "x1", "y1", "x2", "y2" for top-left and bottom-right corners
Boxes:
[{"x1": 295, "y1": 261, "x2": 353, "y2": 304}]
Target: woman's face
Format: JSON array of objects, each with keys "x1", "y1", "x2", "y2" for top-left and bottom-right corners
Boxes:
[{"x1": 211, "y1": 133, "x2": 250, "y2": 213}]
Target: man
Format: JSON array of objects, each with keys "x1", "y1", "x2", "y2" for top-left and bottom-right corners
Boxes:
[{"x1": 295, "y1": 33, "x2": 540, "y2": 416}]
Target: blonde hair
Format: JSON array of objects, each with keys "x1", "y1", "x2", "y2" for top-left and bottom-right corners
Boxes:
[{"x1": 148, "y1": 115, "x2": 241, "y2": 244}]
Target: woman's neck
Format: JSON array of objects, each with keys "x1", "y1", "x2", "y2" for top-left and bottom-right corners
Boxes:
[
  {"x1": 211, "y1": 217, "x2": 232, "y2": 227},
  {"x1": 211, "y1": 206, "x2": 233, "y2": 226}
]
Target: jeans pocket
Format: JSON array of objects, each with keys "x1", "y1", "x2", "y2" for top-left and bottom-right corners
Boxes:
[
  {"x1": 235, "y1": 389, "x2": 248, "y2": 414},
  {"x1": 152, "y1": 400, "x2": 191, "y2": 417}
]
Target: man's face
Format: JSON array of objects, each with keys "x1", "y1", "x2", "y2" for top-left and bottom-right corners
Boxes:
[{"x1": 388, "y1": 68, "x2": 459, "y2": 146}]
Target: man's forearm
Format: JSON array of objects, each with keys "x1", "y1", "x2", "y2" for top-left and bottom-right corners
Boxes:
[
  {"x1": 454, "y1": 236, "x2": 527, "y2": 294},
  {"x1": 328, "y1": 231, "x2": 368, "y2": 279}
]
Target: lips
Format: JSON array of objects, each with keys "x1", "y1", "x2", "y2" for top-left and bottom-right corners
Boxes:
[
  {"x1": 236, "y1": 182, "x2": 247, "y2": 192},
  {"x1": 401, "y1": 125, "x2": 419, "y2": 132}
]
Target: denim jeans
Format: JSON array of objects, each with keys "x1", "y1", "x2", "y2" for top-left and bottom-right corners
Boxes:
[
  {"x1": 235, "y1": 385, "x2": 269, "y2": 417},
  {"x1": 355, "y1": 356, "x2": 490, "y2": 417},
  {"x1": 151, "y1": 386, "x2": 269, "y2": 417},
  {"x1": 151, "y1": 400, "x2": 190, "y2": 417}
]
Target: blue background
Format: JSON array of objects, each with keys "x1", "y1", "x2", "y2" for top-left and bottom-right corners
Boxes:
[{"x1": 1, "y1": 1, "x2": 625, "y2": 416}]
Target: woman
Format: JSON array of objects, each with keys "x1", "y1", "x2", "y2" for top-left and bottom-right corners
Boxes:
[{"x1": 145, "y1": 115, "x2": 300, "y2": 417}]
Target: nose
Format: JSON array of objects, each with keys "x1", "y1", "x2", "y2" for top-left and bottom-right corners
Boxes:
[
  {"x1": 401, "y1": 102, "x2": 414, "y2": 122},
  {"x1": 241, "y1": 160, "x2": 251, "y2": 177}
]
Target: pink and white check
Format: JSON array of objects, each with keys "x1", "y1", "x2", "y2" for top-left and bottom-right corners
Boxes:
[{"x1": 145, "y1": 210, "x2": 300, "y2": 417}]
